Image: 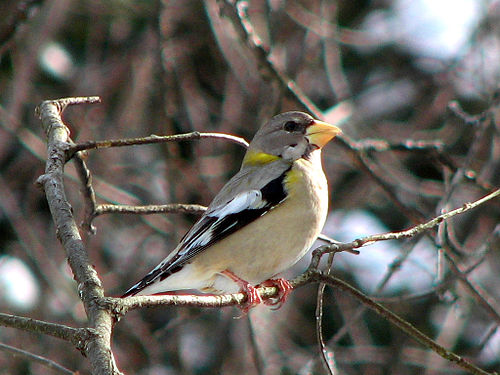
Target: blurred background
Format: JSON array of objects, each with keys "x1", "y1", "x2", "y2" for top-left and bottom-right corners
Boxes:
[{"x1": 0, "y1": 0, "x2": 499, "y2": 374}]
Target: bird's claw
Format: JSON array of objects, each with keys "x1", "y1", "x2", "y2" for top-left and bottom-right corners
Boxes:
[
  {"x1": 260, "y1": 278, "x2": 293, "y2": 309},
  {"x1": 222, "y1": 269, "x2": 263, "y2": 313},
  {"x1": 222, "y1": 270, "x2": 292, "y2": 312}
]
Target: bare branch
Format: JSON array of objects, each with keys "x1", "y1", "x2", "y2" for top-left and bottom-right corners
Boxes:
[
  {"x1": 219, "y1": 0, "x2": 324, "y2": 115},
  {"x1": 108, "y1": 274, "x2": 493, "y2": 374},
  {"x1": 72, "y1": 151, "x2": 99, "y2": 233},
  {"x1": 0, "y1": 343, "x2": 75, "y2": 375},
  {"x1": 0, "y1": 313, "x2": 95, "y2": 348},
  {"x1": 311, "y1": 273, "x2": 495, "y2": 375},
  {"x1": 69, "y1": 132, "x2": 249, "y2": 155},
  {"x1": 36, "y1": 97, "x2": 123, "y2": 375},
  {"x1": 94, "y1": 203, "x2": 207, "y2": 216},
  {"x1": 102, "y1": 286, "x2": 278, "y2": 316},
  {"x1": 307, "y1": 188, "x2": 500, "y2": 270},
  {"x1": 443, "y1": 248, "x2": 500, "y2": 326},
  {"x1": 316, "y1": 253, "x2": 338, "y2": 375}
]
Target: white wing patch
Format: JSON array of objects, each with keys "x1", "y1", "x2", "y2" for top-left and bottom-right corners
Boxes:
[
  {"x1": 122, "y1": 176, "x2": 287, "y2": 297},
  {"x1": 177, "y1": 190, "x2": 266, "y2": 256},
  {"x1": 209, "y1": 190, "x2": 265, "y2": 217}
]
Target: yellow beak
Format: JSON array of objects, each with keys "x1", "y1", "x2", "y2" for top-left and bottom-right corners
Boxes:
[{"x1": 306, "y1": 119, "x2": 342, "y2": 148}]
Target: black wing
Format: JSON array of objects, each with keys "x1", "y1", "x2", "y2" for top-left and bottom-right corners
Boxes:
[{"x1": 121, "y1": 170, "x2": 288, "y2": 297}]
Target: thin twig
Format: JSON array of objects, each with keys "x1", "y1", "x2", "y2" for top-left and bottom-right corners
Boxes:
[
  {"x1": 329, "y1": 236, "x2": 426, "y2": 346},
  {"x1": 312, "y1": 273, "x2": 495, "y2": 375},
  {"x1": 435, "y1": 101, "x2": 500, "y2": 326},
  {"x1": 246, "y1": 317, "x2": 265, "y2": 375},
  {"x1": 316, "y1": 252, "x2": 337, "y2": 375},
  {"x1": 308, "y1": 188, "x2": 500, "y2": 269},
  {"x1": 72, "y1": 151, "x2": 99, "y2": 233},
  {"x1": 69, "y1": 132, "x2": 249, "y2": 155},
  {"x1": 94, "y1": 203, "x2": 207, "y2": 216},
  {"x1": 0, "y1": 342, "x2": 75, "y2": 375},
  {"x1": 0, "y1": 313, "x2": 94, "y2": 348},
  {"x1": 222, "y1": 0, "x2": 325, "y2": 117},
  {"x1": 443, "y1": 248, "x2": 500, "y2": 326},
  {"x1": 353, "y1": 139, "x2": 445, "y2": 153}
]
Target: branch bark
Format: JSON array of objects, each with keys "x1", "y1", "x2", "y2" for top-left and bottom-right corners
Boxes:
[
  {"x1": 0, "y1": 313, "x2": 95, "y2": 349},
  {"x1": 36, "y1": 97, "x2": 122, "y2": 375},
  {"x1": 0, "y1": 342, "x2": 75, "y2": 375}
]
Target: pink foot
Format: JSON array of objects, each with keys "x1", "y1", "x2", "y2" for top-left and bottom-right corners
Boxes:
[
  {"x1": 259, "y1": 278, "x2": 293, "y2": 309},
  {"x1": 222, "y1": 270, "x2": 262, "y2": 312}
]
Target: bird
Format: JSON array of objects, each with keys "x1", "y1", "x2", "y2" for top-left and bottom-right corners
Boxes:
[{"x1": 122, "y1": 111, "x2": 342, "y2": 310}]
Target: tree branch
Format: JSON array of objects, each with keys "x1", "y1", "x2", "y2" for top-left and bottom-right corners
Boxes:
[
  {"x1": 69, "y1": 131, "x2": 249, "y2": 155},
  {"x1": 36, "y1": 97, "x2": 123, "y2": 375},
  {"x1": 94, "y1": 203, "x2": 207, "y2": 216},
  {"x1": 310, "y1": 272, "x2": 496, "y2": 375},
  {"x1": 0, "y1": 313, "x2": 95, "y2": 350},
  {"x1": 0, "y1": 342, "x2": 75, "y2": 375},
  {"x1": 306, "y1": 188, "x2": 500, "y2": 270}
]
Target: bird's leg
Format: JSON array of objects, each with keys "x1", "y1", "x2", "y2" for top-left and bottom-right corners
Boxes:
[
  {"x1": 221, "y1": 270, "x2": 262, "y2": 312},
  {"x1": 259, "y1": 278, "x2": 293, "y2": 309}
]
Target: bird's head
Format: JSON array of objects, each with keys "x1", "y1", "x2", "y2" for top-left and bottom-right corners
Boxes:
[{"x1": 243, "y1": 111, "x2": 342, "y2": 165}]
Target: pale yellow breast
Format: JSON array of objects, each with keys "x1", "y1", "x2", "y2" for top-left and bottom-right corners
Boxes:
[{"x1": 192, "y1": 150, "x2": 329, "y2": 291}]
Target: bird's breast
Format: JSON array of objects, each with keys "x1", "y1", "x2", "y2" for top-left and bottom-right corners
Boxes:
[{"x1": 191, "y1": 151, "x2": 329, "y2": 289}]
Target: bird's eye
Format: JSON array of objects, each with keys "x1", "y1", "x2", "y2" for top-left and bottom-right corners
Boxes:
[{"x1": 284, "y1": 121, "x2": 300, "y2": 132}]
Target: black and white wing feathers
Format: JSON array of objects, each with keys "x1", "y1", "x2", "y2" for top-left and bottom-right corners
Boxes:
[{"x1": 122, "y1": 168, "x2": 289, "y2": 297}]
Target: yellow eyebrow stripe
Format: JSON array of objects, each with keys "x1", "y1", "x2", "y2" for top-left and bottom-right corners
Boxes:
[{"x1": 242, "y1": 150, "x2": 280, "y2": 166}]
